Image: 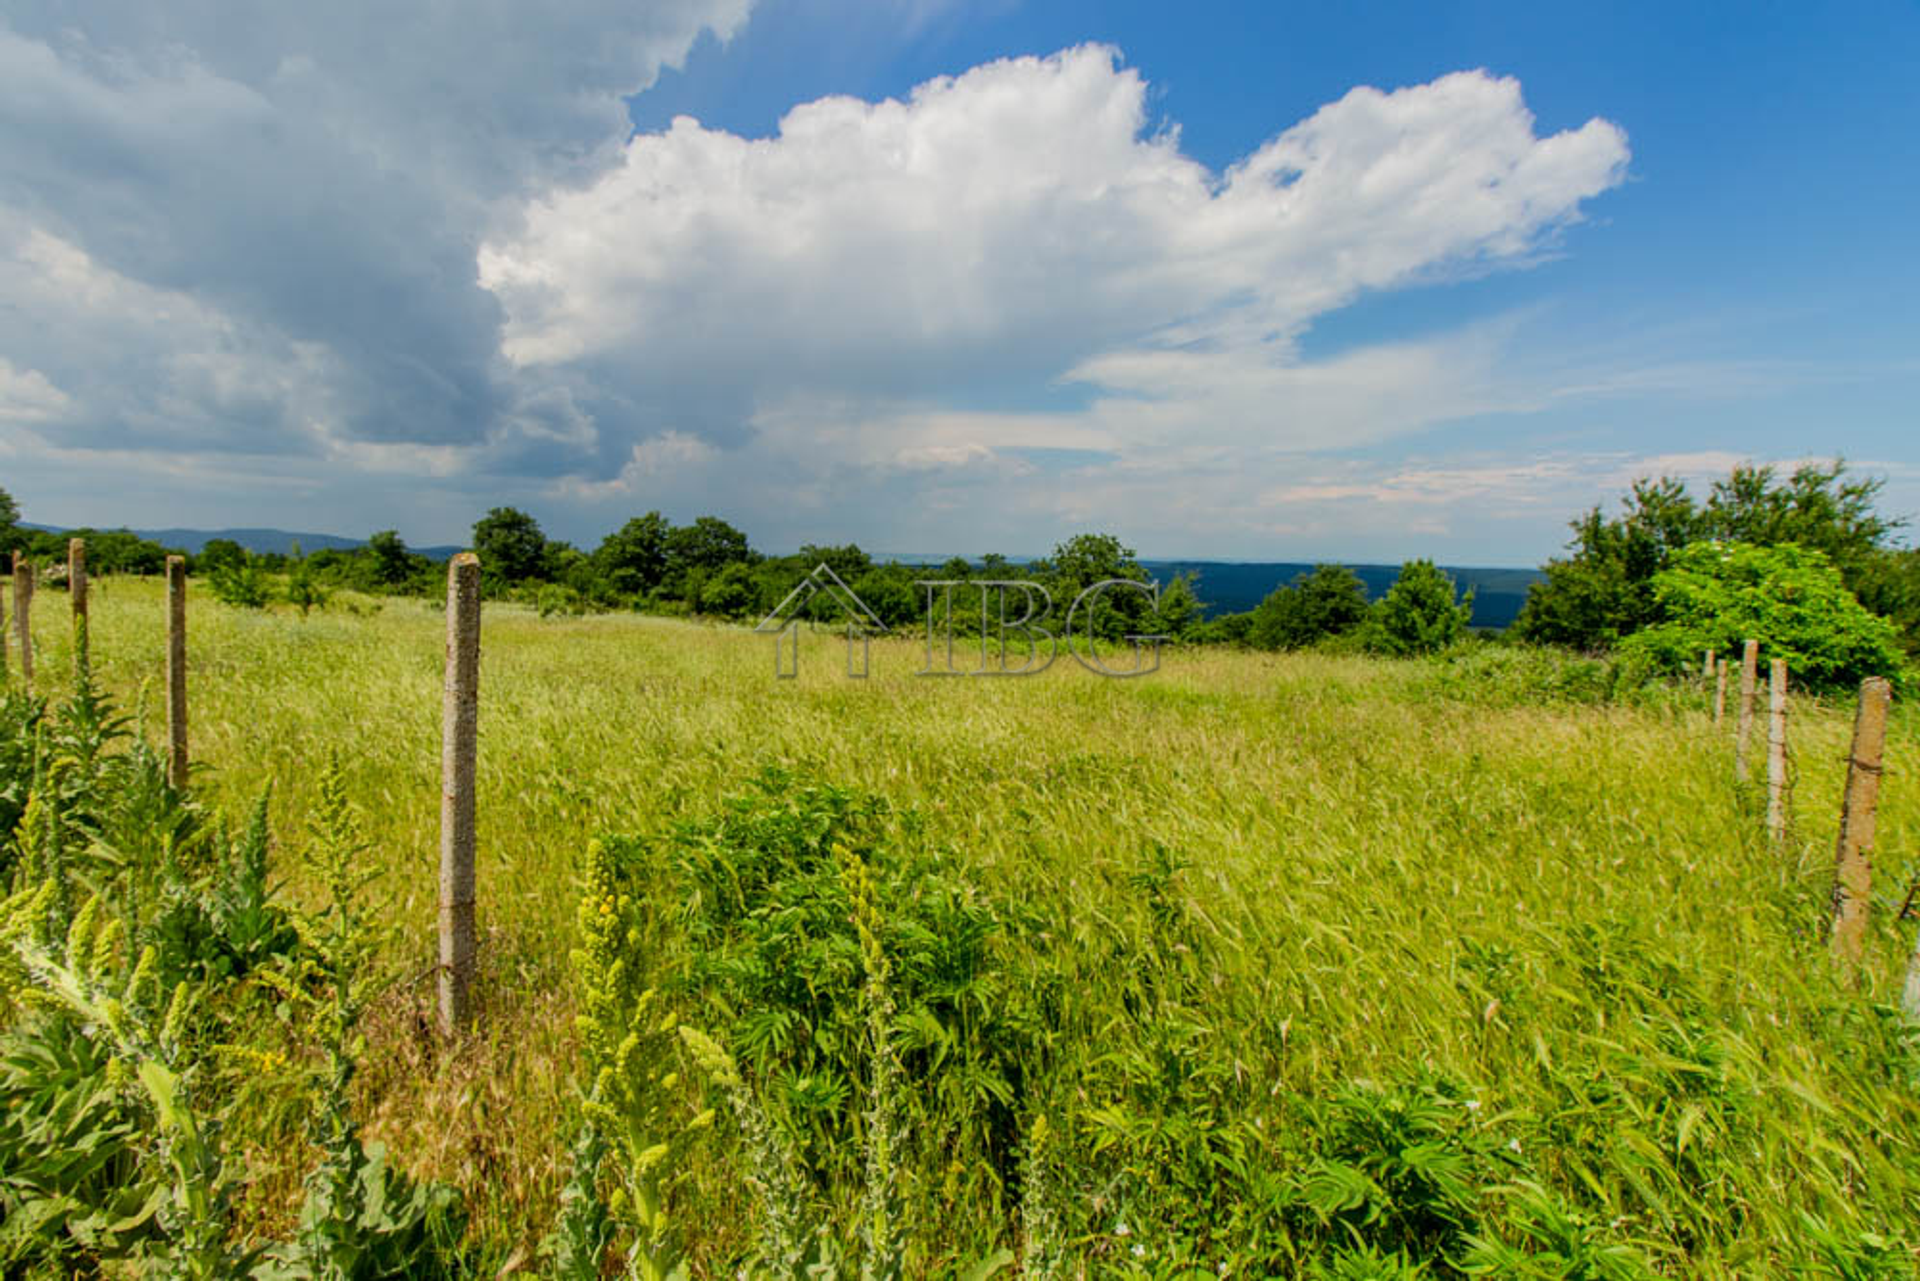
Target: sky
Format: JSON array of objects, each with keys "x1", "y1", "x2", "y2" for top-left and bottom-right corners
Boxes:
[{"x1": 2, "y1": 0, "x2": 1916, "y2": 564}]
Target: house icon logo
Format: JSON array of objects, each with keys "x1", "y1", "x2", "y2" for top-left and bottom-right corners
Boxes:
[{"x1": 754, "y1": 563, "x2": 887, "y2": 678}]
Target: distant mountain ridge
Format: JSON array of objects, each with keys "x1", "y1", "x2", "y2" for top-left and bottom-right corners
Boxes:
[
  {"x1": 26, "y1": 525, "x2": 1541, "y2": 628},
  {"x1": 24, "y1": 523, "x2": 464, "y2": 560},
  {"x1": 1142, "y1": 561, "x2": 1542, "y2": 629}
]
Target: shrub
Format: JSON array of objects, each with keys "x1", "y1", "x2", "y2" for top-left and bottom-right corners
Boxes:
[
  {"x1": 1618, "y1": 540, "x2": 1906, "y2": 692},
  {"x1": 536, "y1": 583, "x2": 587, "y2": 618},
  {"x1": 1366, "y1": 560, "x2": 1475, "y2": 657},
  {"x1": 698, "y1": 562, "x2": 757, "y2": 619},
  {"x1": 1414, "y1": 641, "x2": 1646, "y2": 708},
  {"x1": 206, "y1": 554, "x2": 273, "y2": 609},
  {"x1": 1250, "y1": 565, "x2": 1370, "y2": 651},
  {"x1": 284, "y1": 548, "x2": 331, "y2": 618}
]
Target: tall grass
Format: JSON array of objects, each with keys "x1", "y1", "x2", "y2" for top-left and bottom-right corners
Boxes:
[{"x1": 24, "y1": 576, "x2": 1920, "y2": 1273}]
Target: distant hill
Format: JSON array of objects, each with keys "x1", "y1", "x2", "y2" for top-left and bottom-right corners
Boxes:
[
  {"x1": 1143, "y1": 561, "x2": 1542, "y2": 629},
  {"x1": 24, "y1": 525, "x2": 1541, "y2": 628},
  {"x1": 24, "y1": 523, "x2": 464, "y2": 560}
]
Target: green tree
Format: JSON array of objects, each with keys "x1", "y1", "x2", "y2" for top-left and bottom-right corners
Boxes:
[
  {"x1": 473, "y1": 507, "x2": 547, "y2": 583},
  {"x1": 198, "y1": 538, "x2": 247, "y2": 573},
  {"x1": 1515, "y1": 461, "x2": 1904, "y2": 650},
  {"x1": 207, "y1": 552, "x2": 273, "y2": 609},
  {"x1": 1703, "y1": 460, "x2": 1898, "y2": 585},
  {"x1": 669, "y1": 516, "x2": 752, "y2": 571},
  {"x1": 1854, "y1": 547, "x2": 1920, "y2": 657},
  {"x1": 1039, "y1": 533, "x2": 1150, "y2": 641},
  {"x1": 284, "y1": 543, "x2": 331, "y2": 618},
  {"x1": 665, "y1": 517, "x2": 753, "y2": 601},
  {"x1": 593, "y1": 513, "x2": 671, "y2": 599},
  {"x1": 366, "y1": 530, "x2": 414, "y2": 587},
  {"x1": 1250, "y1": 564, "x2": 1370, "y2": 651},
  {"x1": 698, "y1": 561, "x2": 756, "y2": 619},
  {"x1": 1619, "y1": 541, "x2": 1905, "y2": 692},
  {"x1": 797, "y1": 543, "x2": 872, "y2": 582},
  {"x1": 1512, "y1": 477, "x2": 1702, "y2": 650},
  {"x1": 850, "y1": 568, "x2": 918, "y2": 629},
  {"x1": 1367, "y1": 560, "x2": 1474, "y2": 656},
  {"x1": 0, "y1": 486, "x2": 19, "y2": 554},
  {"x1": 1152, "y1": 573, "x2": 1203, "y2": 640}
]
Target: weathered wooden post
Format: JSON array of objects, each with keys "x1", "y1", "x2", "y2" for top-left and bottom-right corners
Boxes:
[
  {"x1": 12, "y1": 552, "x2": 32, "y2": 688},
  {"x1": 1702, "y1": 648, "x2": 1715, "y2": 682},
  {"x1": 1, "y1": 556, "x2": 8, "y2": 685},
  {"x1": 1735, "y1": 639, "x2": 1760, "y2": 780},
  {"x1": 1830, "y1": 677, "x2": 1891, "y2": 971},
  {"x1": 1713, "y1": 656, "x2": 1728, "y2": 725},
  {"x1": 1766, "y1": 658, "x2": 1789, "y2": 843},
  {"x1": 69, "y1": 538, "x2": 87, "y2": 668},
  {"x1": 166, "y1": 556, "x2": 189, "y2": 789},
  {"x1": 439, "y1": 552, "x2": 481, "y2": 1035}
]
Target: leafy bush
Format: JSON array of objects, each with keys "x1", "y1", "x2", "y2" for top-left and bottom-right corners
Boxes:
[
  {"x1": 697, "y1": 562, "x2": 757, "y2": 619},
  {"x1": 1367, "y1": 560, "x2": 1475, "y2": 656},
  {"x1": 285, "y1": 551, "x2": 332, "y2": 618},
  {"x1": 1250, "y1": 564, "x2": 1371, "y2": 651},
  {"x1": 1619, "y1": 540, "x2": 1906, "y2": 692},
  {"x1": 535, "y1": 583, "x2": 587, "y2": 618},
  {"x1": 207, "y1": 554, "x2": 274, "y2": 609},
  {"x1": 568, "y1": 770, "x2": 1043, "y2": 1272},
  {"x1": 660, "y1": 772, "x2": 1034, "y2": 1195},
  {"x1": 1413, "y1": 642, "x2": 1657, "y2": 708}
]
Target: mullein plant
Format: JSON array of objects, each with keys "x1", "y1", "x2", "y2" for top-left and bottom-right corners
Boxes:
[
  {"x1": 676, "y1": 1022, "x2": 818, "y2": 1273},
  {"x1": 833, "y1": 841, "x2": 903, "y2": 1281},
  {"x1": 669, "y1": 843, "x2": 913, "y2": 1279},
  {"x1": 552, "y1": 837, "x2": 693, "y2": 1280},
  {"x1": 256, "y1": 755, "x2": 463, "y2": 1280},
  {"x1": 1017, "y1": 1112, "x2": 1065, "y2": 1281},
  {"x1": 2, "y1": 885, "x2": 254, "y2": 1278}
]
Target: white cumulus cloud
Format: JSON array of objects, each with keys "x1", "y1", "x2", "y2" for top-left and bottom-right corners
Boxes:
[{"x1": 481, "y1": 47, "x2": 1628, "y2": 466}]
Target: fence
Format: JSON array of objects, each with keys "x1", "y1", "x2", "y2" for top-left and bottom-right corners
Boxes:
[{"x1": 21, "y1": 541, "x2": 1920, "y2": 1033}]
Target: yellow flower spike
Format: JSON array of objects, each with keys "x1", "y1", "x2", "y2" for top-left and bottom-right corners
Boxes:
[
  {"x1": 65, "y1": 896, "x2": 101, "y2": 974},
  {"x1": 129, "y1": 946, "x2": 158, "y2": 1007},
  {"x1": 689, "y1": 1108, "x2": 716, "y2": 1130}
]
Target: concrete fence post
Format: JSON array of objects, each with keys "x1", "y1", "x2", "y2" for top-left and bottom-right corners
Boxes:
[
  {"x1": 1735, "y1": 639, "x2": 1760, "y2": 781},
  {"x1": 166, "y1": 556, "x2": 189, "y2": 789},
  {"x1": 12, "y1": 553, "x2": 34, "y2": 688},
  {"x1": 1766, "y1": 658, "x2": 1790, "y2": 844},
  {"x1": 69, "y1": 539, "x2": 88, "y2": 669},
  {"x1": 439, "y1": 552, "x2": 482, "y2": 1035},
  {"x1": 1830, "y1": 677, "x2": 1891, "y2": 971}
]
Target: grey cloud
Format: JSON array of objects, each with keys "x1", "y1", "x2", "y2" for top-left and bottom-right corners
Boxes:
[{"x1": 0, "y1": 1, "x2": 748, "y2": 462}]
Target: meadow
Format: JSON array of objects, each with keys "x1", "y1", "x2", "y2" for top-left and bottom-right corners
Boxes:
[{"x1": 8, "y1": 574, "x2": 1920, "y2": 1277}]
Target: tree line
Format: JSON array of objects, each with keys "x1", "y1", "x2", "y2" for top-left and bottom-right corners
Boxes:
[{"x1": 4, "y1": 457, "x2": 1914, "y2": 687}]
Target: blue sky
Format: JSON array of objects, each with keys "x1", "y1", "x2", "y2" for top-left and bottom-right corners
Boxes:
[{"x1": 2, "y1": 1, "x2": 1915, "y2": 563}]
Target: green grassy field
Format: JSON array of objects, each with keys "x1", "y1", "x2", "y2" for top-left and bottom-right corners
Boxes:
[{"x1": 13, "y1": 576, "x2": 1920, "y2": 1276}]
